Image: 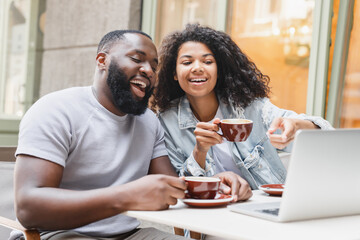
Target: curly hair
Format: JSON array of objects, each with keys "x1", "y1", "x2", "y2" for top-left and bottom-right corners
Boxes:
[{"x1": 152, "y1": 23, "x2": 270, "y2": 112}]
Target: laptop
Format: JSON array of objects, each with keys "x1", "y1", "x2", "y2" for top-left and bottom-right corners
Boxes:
[{"x1": 228, "y1": 129, "x2": 360, "y2": 222}]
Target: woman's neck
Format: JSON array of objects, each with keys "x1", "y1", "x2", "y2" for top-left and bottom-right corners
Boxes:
[{"x1": 187, "y1": 93, "x2": 219, "y2": 122}]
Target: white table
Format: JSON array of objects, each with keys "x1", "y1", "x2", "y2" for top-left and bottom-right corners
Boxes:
[{"x1": 124, "y1": 190, "x2": 360, "y2": 240}]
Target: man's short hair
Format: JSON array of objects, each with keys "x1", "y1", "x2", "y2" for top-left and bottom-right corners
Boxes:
[{"x1": 97, "y1": 30, "x2": 152, "y2": 54}]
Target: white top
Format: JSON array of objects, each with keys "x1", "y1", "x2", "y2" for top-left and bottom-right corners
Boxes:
[{"x1": 16, "y1": 86, "x2": 168, "y2": 237}]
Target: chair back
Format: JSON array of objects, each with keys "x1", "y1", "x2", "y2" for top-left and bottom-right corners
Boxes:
[{"x1": 0, "y1": 147, "x2": 17, "y2": 239}]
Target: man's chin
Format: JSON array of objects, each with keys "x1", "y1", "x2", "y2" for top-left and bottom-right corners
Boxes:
[
  {"x1": 120, "y1": 106, "x2": 147, "y2": 116},
  {"x1": 114, "y1": 99, "x2": 149, "y2": 115}
]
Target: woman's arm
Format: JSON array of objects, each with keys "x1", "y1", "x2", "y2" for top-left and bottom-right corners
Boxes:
[
  {"x1": 267, "y1": 117, "x2": 319, "y2": 149},
  {"x1": 262, "y1": 99, "x2": 334, "y2": 149}
]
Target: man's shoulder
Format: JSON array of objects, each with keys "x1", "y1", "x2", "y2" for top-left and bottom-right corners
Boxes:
[
  {"x1": 40, "y1": 86, "x2": 90, "y2": 101},
  {"x1": 133, "y1": 109, "x2": 164, "y2": 136},
  {"x1": 33, "y1": 86, "x2": 90, "y2": 109},
  {"x1": 23, "y1": 86, "x2": 92, "y2": 122},
  {"x1": 137, "y1": 108, "x2": 159, "y2": 122}
]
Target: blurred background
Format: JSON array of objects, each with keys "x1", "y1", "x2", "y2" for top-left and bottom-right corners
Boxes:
[{"x1": 0, "y1": 0, "x2": 359, "y2": 145}]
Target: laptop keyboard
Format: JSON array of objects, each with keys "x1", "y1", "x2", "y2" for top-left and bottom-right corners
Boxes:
[{"x1": 256, "y1": 208, "x2": 280, "y2": 216}]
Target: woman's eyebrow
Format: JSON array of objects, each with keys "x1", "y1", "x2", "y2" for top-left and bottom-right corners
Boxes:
[
  {"x1": 203, "y1": 53, "x2": 214, "y2": 58},
  {"x1": 178, "y1": 54, "x2": 192, "y2": 59},
  {"x1": 179, "y1": 53, "x2": 214, "y2": 59}
]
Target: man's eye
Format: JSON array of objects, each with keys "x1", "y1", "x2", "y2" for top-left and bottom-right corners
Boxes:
[{"x1": 130, "y1": 57, "x2": 141, "y2": 63}]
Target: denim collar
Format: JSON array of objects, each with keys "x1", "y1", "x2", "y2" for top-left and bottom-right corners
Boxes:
[{"x1": 177, "y1": 95, "x2": 245, "y2": 130}]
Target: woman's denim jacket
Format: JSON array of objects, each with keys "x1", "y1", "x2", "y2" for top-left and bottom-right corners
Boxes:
[{"x1": 158, "y1": 96, "x2": 334, "y2": 189}]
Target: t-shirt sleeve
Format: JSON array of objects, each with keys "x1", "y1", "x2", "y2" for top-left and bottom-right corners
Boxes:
[
  {"x1": 16, "y1": 95, "x2": 72, "y2": 167},
  {"x1": 151, "y1": 115, "x2": 168, "y2": 160}
]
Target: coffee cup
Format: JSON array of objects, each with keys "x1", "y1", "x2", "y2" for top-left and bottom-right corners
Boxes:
[
  {"x1": 218, "y1": 119, "x2": 253, "y2": 142},
  {"x1": 184, "y1": 176, "x2": 221, "y2": 199}
]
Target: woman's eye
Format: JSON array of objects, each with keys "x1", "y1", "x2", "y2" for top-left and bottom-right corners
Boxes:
[
  {"x1": 182, "y1": 61, "x2": 191, "y2": 65},
  {"x1": 205, "y1": 60, "x2": 213, "y2": 64}
]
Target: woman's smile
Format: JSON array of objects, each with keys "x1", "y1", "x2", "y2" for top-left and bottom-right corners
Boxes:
[{"x1": 188, "y1": 77, "x2": 208, "y2": 85}]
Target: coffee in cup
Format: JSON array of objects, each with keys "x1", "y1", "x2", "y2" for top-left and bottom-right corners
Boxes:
[
  {"x1": 218, "y1": 119, "x2": 253, "y2": 142},
  {"x1": 184, "y1": 176, "x2": 221, "y2": 199}
]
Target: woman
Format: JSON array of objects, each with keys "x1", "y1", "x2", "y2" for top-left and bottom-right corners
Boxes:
[{"x1": 152, "y1": 24, "x2": 333, "y2": 189}]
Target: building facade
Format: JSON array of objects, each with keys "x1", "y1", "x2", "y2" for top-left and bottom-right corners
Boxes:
[{"x1": 0, "y1": 0, "x2": 359, "y2": 145}]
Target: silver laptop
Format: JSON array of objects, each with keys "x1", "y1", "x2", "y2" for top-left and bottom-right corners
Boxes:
[{"x1": 228, "y1": 129, "x2": 360, "y2": 222}]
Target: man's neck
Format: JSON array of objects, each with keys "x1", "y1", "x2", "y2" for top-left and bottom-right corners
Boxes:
[{"x1": 92, "y1": 82, "x2": 126, "y2": 117}]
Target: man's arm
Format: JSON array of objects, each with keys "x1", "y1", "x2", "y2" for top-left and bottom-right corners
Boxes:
[
  {"x1": 148, "y1": 155, "x2": 178, "y2": 176},
  {"x1": 15, "y1": 155, "x2": 186, "y2": 230}
]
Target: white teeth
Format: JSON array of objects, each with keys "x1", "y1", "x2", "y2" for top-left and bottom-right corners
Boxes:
[
  {"x1": 190, "y1": 78, "x2": 206, "y2": 82},
  {"x1": 130, "y1": 80, "x2": 146, "y2": 89}
]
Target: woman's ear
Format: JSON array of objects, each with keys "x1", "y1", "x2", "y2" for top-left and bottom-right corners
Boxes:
[
  {"x1": 174, "y1": 72, "x2": 178, "y2": 81},
  {"x1": 96, "y1": 52, "x2": 107, "y2": 70}
]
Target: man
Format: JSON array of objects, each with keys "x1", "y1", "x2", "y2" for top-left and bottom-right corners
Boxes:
[{"x1": 11, "y1": 30, "x2": 251, "y2": 240}]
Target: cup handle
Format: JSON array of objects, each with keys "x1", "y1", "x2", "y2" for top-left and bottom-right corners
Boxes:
[{"x1": 215, "y1": 122, "x2": 224, "y2": 137}]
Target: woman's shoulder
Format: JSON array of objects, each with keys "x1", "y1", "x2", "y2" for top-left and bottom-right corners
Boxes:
[
  {"x1": 237, "y1": 97, "x2": 269, "y2": 114},
  {"x1": 247, "y1": 97, "x2": 269, "y2": 108},
  {"x1": 158, "y1": 98, "x2": 181, "y2": 119}
]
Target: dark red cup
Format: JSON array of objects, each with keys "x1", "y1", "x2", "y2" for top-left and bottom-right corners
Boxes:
[
  {"x1": 218, "y1": 119, "x2": 253, "y2": 142},
  {"x1": 184, "y1": 176, "x2": 221, "y2": 199}
]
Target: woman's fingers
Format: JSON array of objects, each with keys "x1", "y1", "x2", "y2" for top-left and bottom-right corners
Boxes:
[
  {"x1": 267, "y1": 118, "x2": 297, "y2": 149},
  {"x1": 194, "y1": 122, "x2": 223, "y2": 148}
]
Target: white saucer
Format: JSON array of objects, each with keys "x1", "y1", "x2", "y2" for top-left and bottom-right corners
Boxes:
[
  {"x1": 259, "y1": 184, "x2": 284, "y2": 196},
  {"x1": 181, "y1": 194, "x2": 234, "y2": 207}
]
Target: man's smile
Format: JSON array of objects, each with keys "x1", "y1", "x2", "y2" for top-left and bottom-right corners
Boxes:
[{"x1": 129, "y1": 76, "x2": 150, "y2": 99}]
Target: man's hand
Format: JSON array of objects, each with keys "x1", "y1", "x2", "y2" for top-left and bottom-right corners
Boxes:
[
  {"x1": 267, "y1": 117, "x2": 318, "y2": 149},
  {"x1": 214, "y1": 171, "x2": 252, "y2": 202},
  {"x1": 123, "y1": 175, "x2": 186, "y2": 211}
]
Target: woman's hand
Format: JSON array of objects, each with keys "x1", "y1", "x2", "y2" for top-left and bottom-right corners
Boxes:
[
  {"x1": 214, "y1": 171, "x2": 252, "y2": 202},
  {"x1": 267, "y1": 117, "x2": 318, "y2": 149},
  {"x1": 193, "y1": 118, "x2": 223, "y2": 168}
]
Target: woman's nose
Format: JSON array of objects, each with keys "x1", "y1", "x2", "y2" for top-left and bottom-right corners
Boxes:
[{"x1": 191, "y1": 61, "x2": 204, "y2": 73}]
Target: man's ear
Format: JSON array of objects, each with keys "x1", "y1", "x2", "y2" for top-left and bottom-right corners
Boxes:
[{"x1": 96, "y1": 52, "x2": 107, "y2": 70}]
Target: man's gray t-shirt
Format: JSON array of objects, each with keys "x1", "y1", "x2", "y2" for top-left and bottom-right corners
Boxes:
[{"x1": 15, "y1": 86, "x2": 168, "y2": 237}]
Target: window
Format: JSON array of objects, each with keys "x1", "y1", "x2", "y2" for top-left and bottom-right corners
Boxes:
[
  {"x1": 143, "y1": 0, "x2": 228, "y2": 47},
  {"x1": 0, "y1": 0, "x2": 45, "y2": 145},
  {"x1": 229, "y1": 0, "x2": 315, "y2": 113},
  {"x1": 0, "y1": 0, "x2": 29, "y2": 118},
  {"x1": 326, "y1": 0, "x2": 358, "y2": 128},
  {"x1": 336, "y1": 0, "x2": 360, "y2": 128},
  {"x1": 143, "y1": 0, "x2": 331, "y2": 117}
]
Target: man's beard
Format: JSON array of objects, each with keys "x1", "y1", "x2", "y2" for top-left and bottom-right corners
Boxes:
[{"x1": 106, "y1": 61, "x2": 153, "y2": 115}]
